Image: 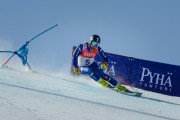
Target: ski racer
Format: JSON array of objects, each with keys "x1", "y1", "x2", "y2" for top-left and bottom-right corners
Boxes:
[{"x1": 72, "y1": 34, "x2": 131, "y2": 92}]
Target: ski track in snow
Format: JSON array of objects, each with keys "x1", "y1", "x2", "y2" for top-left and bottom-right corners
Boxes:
[
  {"x1": 0, "y1": 81, "x2": 178, "y2": 120},
  {"x1": 0, "y1": 67, "x2": 180, "y2": 120}
]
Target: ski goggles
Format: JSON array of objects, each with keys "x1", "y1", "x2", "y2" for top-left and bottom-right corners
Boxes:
[{"x1": 91, "y1": 41, "x2": 99, "y2": 46}]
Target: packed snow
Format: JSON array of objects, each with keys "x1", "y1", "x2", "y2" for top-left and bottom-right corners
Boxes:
[{"x1": 0, "y1": 66, "x2": 180, "y2": 120}]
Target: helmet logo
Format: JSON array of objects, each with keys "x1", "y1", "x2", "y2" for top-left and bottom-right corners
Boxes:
[{"x1": 90, "y1": 36, "x2": 93, "y2": 41}]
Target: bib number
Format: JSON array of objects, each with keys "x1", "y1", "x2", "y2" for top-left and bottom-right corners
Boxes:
[{"x1": 85, "y1": 59, "x2": 90, "y2": 65}]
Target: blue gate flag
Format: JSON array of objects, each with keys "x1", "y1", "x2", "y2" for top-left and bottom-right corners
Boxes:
[
  {"x1": 0, "y1": 24, "x2": 58, "y2": 70},
  {"x1": 16, "y1": 42, "x2": 29, "y2": 65}
]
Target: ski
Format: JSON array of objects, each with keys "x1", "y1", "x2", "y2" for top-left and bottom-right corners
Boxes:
[
  {"x1": 111, "y1": 87, "x2": 142, "y2": 97},
  {"x1": 101, "y1": 83, "x2": 142, "y2": 97},
  {"x1": 117, "y1": 90, "x2": 142, "y2": 97},
  {"x1": 119, "y1": 91, "x2": 142, "y2": 97}
]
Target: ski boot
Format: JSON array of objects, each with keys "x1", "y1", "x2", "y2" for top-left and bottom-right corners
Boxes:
[
  {"x1": 98, "y1": 78, "x2": 111, "y2": 88},
  {"x1": 114, "y1": 83, "x2": 132, "y2": 93}
]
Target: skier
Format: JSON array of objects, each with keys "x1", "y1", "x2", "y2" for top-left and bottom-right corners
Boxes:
[{"x1": 72, "y1": 34, "x2": 131, "y2": 92}]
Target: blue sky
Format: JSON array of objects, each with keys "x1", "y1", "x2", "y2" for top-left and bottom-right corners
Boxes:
[{"x1": 0, "y1": 0, "x2": 180, "y2": 72}]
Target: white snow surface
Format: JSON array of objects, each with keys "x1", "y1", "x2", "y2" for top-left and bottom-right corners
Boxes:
[{"x1": 0, "y1": 67, "x2": 180, "y2": 120}]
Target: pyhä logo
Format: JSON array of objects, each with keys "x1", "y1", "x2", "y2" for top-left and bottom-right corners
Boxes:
[{"x1": 139, "y1": 67, "x2": 172, "y2": 92}]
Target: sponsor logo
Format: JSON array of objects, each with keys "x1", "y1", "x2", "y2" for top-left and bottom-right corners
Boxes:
[
  {"x1": 139, "y1": 67, "x2": 172, "y2": 92},
  {"x1": 83, "y1": 52, "x2": 96, "y2": 58}
]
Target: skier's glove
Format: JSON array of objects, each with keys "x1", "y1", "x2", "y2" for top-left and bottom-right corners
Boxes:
[
  {"x1": 73, "y1": 67, "x2": 80, "y2": 75},
  {"x1": 101, "y1": 62, "x2": 108, "y2": 70}
]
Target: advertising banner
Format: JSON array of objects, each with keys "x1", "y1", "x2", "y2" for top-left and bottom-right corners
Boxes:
[{"x1": 96, "y1": 53, "x2": 180, "y2": 97}]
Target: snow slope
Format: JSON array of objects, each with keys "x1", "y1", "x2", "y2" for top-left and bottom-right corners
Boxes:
[{"x1": 0, "y1": 67, "x2": 180, "y2": 120}]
